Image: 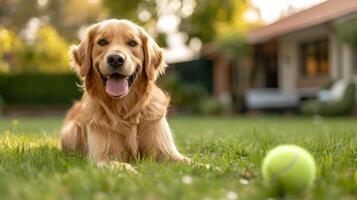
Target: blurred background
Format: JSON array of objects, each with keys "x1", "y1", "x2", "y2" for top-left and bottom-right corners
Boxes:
[{"x1": 0, "y1": 0, "x2": 356, "y2": 116}]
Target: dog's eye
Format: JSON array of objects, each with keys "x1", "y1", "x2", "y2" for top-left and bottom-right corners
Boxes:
[
  {"x1": 97, "y1": 39, "x2": 108, "y2": 46},
  {"x1": 128, "y1": 40, "x2": 138, "y2": 47}
]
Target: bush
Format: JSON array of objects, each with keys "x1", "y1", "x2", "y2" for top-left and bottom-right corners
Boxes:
[
  {"x1": 180, "y1": 83, "x2": 209, "y2": 113},
  {"x1": 199, "y1": 96, "x2": 223, "y2": 115},
  {"x1": 0, "y1": 94, "x2": 3, "y2": 115},
  {"x1": 0, "y1": 26, "x2": 22, "y2": 73},
  {"x1": 0, "y1": 25, "x2": 71, "y2": 74},
  {"x1": 159, "y1": 72, "x2": 225, "y2": 114},
  {"x1": 0, "y1": 73, "x2": 81, "y2": 106},
  {"x1": 17, "y1": 25, "x2": 70, "y2": 73}
]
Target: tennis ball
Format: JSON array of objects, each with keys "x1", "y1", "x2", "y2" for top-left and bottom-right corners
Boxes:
[{"x1": 262, "y1": 145, "x2": 316, "y2": 194}]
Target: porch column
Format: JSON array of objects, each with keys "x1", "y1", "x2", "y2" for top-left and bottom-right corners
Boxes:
[
  {"x1": 213, "y1": 57, "x2": 231, "y2": 102},
  {"x1": 278, "y1": 39, "x2": 298, "y2": 93},
  {"x1": 329, "y1": 33, "x2": 341, "y2": 79},
  {"x1": 341, "y1": 42, "x2": 354, "y2": 79}
]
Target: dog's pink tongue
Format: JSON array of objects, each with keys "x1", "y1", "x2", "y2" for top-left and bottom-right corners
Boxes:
[{"x1": 105, "y1": 77, "x2": 128, "y2": 97}]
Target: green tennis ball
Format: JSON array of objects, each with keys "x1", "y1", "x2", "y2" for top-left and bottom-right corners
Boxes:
[{"x1": 262, "y1": 145, "x2": 316, "y2": 194}]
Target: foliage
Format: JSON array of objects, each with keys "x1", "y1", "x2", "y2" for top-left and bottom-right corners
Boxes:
[
  {"x1": 105, "y1": 0, "x2": 252, "y2": 44},
  {"x1": 16, "y1": 25, "x2": 70, "y2": 73},
  {"x1": 301, "y1": 81, "x2": 356, "y2": 116},
  {"x1": 198, "y1": 96, "x2": 223, "y2": 115},
  {"x1": 0, "y1": 0, "x2": 255, "y2": 50},
  {"x1": 336, "y1": 17, "x2": 357, "y2": 49},
  {"x1": 215, "y1": 0, "x2": 261, "y2": 38},
  {"x1": 180, "y1": 83, "x2": 209, "y2": 113},
  {"x1": 0, "y1": 93, "x2": 3, "y2": 108},
  {"x1": 103, "y1": 0, "x2": 157, "y2": 23},
  {"x1": 0, "y1": 24, "x2": 71, "y2": 73},
  {"x1": 0, "y1": 0, "x2": 107, "y2": 41},
  {"x1": 215, "y1": 33, "x2": 251, "y2": 60},
  {"x1": 179, "y1": 0, "x2": 234, "y2": 43},
  {"x1": 0, "y1": 0, "x2": 40, "y2": 31},
  {"x1": 0, "y1": 26, "x2": 22, "y2": 73},
  {"x1": 0, "y1": 73, "x2": 81, "y2": 106},
  {"x1": 159, "y1": 72, "x2": 210, "y2": 113},
  {"x1": 0, "y1": 70, "x2": 223, "y2": 114},
  {"x1": 45, "y1": 0, "x2": 107, "y2": 41},
  {"x1": 179, "y1": 0, "x2": 250, "y2": 43},
  {"x1": 0, "y1": 116, "x2": 356, "y2": 199}
]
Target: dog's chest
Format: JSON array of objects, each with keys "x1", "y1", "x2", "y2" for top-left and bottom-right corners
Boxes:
[{"x1": 111, "y1": 116, "x2": 143, "y2": 158}]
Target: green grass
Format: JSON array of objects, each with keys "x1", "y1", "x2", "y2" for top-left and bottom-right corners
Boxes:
[{"x1": 0, "y1": 116, "x2": 356, "y2": 200}]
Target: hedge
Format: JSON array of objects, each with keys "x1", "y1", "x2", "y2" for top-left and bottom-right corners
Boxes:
[
  {"x1": 0, "y1": 73, "x2": 82, "y2": 106},
  {"x1": 0, "y1": 59, "x2": 213, "y2": 108}
]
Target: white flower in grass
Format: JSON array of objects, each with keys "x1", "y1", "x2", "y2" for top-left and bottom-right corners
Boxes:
[
  {"x1": 239, "y1": 178, "x2": 249, "y2": 185},
  {"x1": 226, "y1": 191, "x2": 238, "y2": 200},
  {"x1": 205, "y1": 164, "x2": 211, "y2": 169},
  {"x1": 312, "y1": 115, "x2": 322, "y2": 124},
  {"x1": 213, "y1": 166, "x2": 222, "y2": 172},
  {"x1": 182, "y1": 175, "x2": 193, "y2": 185}
]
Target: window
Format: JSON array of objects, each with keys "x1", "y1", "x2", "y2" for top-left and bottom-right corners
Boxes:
[{"x1": 299, "y1": 39, "x2": 329, "y2": 77}]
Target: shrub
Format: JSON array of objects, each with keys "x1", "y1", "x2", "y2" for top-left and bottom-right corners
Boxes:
[
  {"x1": 159, "y1": 72, "x2": 223, "y2": 114},
  {"x1": 0, "y1": 26, "x2": 22, "y2": 73},
  {"x1": 0, "y1": 25, "x2": 71, "y2": 74},
  {"x1": 180, "y1": 83, "x2": 209, "y2": 113},
  {"x1": 0, "y1": 73, "x2": 81, "y2": 106},
  {"x1": 199, "y1": 96, "x2": 223, "y2": 115},
  {"x1": 0, "y1": 94, "x2": 3, "y2": 115},
  {"x1": 17, "y1": 25, "x2": 70, "y2": 73}
]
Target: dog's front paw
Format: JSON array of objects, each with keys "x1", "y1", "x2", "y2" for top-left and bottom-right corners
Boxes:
[{"x1": 97, "y1": 161, "x2": 138, "y2": 174}]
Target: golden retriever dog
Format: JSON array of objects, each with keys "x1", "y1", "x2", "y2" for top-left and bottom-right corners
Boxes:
[{"x1": 60, "y1": 19, "x2": 189, "y2": 169}]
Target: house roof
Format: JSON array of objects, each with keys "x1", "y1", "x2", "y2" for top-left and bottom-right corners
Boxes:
[{"x1": 247, "y1": 0, "x2": 357, "y2": 44}]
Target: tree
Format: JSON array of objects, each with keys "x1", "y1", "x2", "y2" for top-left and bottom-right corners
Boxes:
[
  {"x1": 45, "y1": 0, "x2": 107, "y2": 41},
  {"x1": 17, "y1": 25, "x2": 70, "y2": 73},
  {"x1": 0, "y1": 0, "x2": 107, "y2": 41},
  {"x1": 103, "y1": 0, "x2": 152, "y2": 21},
  {"x1": 0, "y1": 26, "x2": 22, "y2": 73},
  {"x1": 337, "y1": 17, "x2": 357, "y2": 49},
  {"x1": 0, "y1": 0, "x2": 40, "y2": 31},
  {"x1": 179, "y1": 0, "x2": 246, "y2": 43}
]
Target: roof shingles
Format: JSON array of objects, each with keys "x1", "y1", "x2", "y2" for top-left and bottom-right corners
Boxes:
[{"x1": 247, "y1": 0, "x2": 357, "y2": 44}]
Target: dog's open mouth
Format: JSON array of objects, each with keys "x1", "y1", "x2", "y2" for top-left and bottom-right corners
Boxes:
[
  {"x1": 96, "y1": 66, "x2": 136, "y2": 98},
  {"x1": 105, "y1": 73, "x2": 129, "y2": 98}
]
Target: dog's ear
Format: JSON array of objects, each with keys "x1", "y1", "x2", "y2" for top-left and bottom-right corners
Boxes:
[
  {"x1": 71, "y1": 24, "x2": 99, "y2": 77},
  {"x1": 140, "y1": 28, "x2": 167, "y2": 81}
]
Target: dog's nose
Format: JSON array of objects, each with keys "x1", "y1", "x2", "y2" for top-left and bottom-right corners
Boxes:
[{"x1": 107, "y1": 53, "x2": 125, "y2": 69}]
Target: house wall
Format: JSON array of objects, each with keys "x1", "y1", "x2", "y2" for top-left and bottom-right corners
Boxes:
[
  {"x1": 341, "y1": 43, "x2": 354, "y2": 79},
  {"x1": 277, "y1": 14, "x2": 357, "y2": 97},
  {"x1": 328, "y1": 30, "x2": 357, "y2": 82},
  {"x1": 333, "y1": 13, "x2": 357, "y2": 84},
  {"x1": 278, "y1": 25, "x2": 331, "y2": 94},
  {"x1": 329, "y1": 32, "x2": 342, "y2": 79}
]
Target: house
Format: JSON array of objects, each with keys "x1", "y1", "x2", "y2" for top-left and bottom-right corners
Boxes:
[{"x1": 246, "y1": 0, "x2": 357, "y2": 103}]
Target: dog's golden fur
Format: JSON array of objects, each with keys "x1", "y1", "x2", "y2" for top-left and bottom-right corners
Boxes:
[{"x1": 60, "y1": 19, "x2": 188, "y2": 167}]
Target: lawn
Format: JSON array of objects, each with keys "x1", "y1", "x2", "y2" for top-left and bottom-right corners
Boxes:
[{"x1": 0, "y1": 116, "x2": 356, "y2": 200}]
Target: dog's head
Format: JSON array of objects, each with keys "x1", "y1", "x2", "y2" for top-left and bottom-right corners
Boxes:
[{"x1": 71, "y1": 19, "x2": 167, "y2": 98}]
